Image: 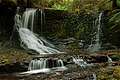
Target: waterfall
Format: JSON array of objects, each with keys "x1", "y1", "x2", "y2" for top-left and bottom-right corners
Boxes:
[
  {"x1": 88, "y1": 12, "x2": 103, "y2": 52},
  {"x1": 28, "y1": 58, "x2": 65, "y2": 70},
  {"x1": 14, "y1": 8, "x2": 61, "y2": 54},
  {"x1": 14, "y1": 8, "x2": 67, "y2": 74},
  {"x1": 40, "y1": 9, "x2": 43, "y2": 35},
  {"x1": 22, "y1": 9, "x2": 36, "y2": 31},
  {"x1": 28, "y1": 58, "x2": 47, "y2": 70},
  {"x1": 58, "y1": 59, "x2": 64, "y2": 67}
]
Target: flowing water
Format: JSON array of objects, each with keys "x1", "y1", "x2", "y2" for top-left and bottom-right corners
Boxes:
[
  {"x1": 14, "y1": 8, "x2": 61, "y2": 54},
  {"x1": 22, "y1": 9, "x2": 36, "y2": 31},
  {"x1": 72, "y1": 56, "x2": 96, "y2": 80},
  {"x1": 107, "y1": 56, "x2": 112, "y2": 67},
  {"x1": 88, "y1": 12, "x2": 103, "y2": 52},
  {"x1": 72, "y1": 56, "x2": 87, "y2": 68},
  {"x1": 13, "y1": 8, "x2": 67, "y2": 74},
  {"x1": 72, "y1": 56, "x2": 94, "y2": 68},
  {"x1": 28, "y1": 58, "x2": 65, "y2": 71},
  {"x1": 14, "y1": 8, "x2": 97, "y2": 79}
]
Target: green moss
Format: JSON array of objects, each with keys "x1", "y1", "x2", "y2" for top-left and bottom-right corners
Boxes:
[
  {"x1": 97, "y1": 66, "x2": 120, "y2": 80},
  {"x1": 111, "y1": 54, "x2": 120, "y2": 61}
]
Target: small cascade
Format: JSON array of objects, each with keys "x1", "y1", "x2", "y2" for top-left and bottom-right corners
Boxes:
[
  {"x1": 28, "y1": 58, "x2": 65, "y2": 71},
  {"x1": 28, "y1": 58, "x2": 47, "y2": 71},
  {"x1": 72, "y1": 56, "x2": 94, "y2": 68},
  {"x1": 92, "y1": 73, "x2": 97, "y2": 80},
  {"x1": 72, "y1": 56, "x2": 87, "y2": 68},
  {"x1": 72, "y1": 56, "x2": 96, "y2": 80},
  {"x1": 88, "y1": 12, "x2": 103, "y2": 52},
  {"x1": 58, "y1": 59, "x2": 64, "y2": 67},
  {"x1": 14, "y1": 8, "x2": 61, "y2": 54},
  {"x1": 107, "y1": 55, "x2": 112, "y2": 66}
]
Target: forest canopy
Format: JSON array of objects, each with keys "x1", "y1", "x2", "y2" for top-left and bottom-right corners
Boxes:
[{"x1": 31, "y1": 0, "x2": 112, "y2": 13}]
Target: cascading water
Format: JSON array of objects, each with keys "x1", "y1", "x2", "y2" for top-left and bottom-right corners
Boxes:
[
  {"x1": 22, "y1": 9, "x2": 36, "y2": 31},
  {"x1": 28, "y1": 58, "x2": 47, "y2": 71},
  {"x1": 28, "y1": 58, "x2": 65, "y2": 71},
  {"x1": 72, "y1": 56, "x2": 96, "y2": 80},
  {"x1": 14, "y1": 8, "x2": 67, "y2": 74},
  {"x1": 14, "y1": 8, "x2": 61, "y2": 54},
  {"x1": 107, "y1": 55, "x2": 112, "y2": 66},
  {"x1": 72, "y1": 56, "x2": 93, "y2": 68},
  {"x1": 88, "y1": 12, "x2": 103, "y2": 52}
]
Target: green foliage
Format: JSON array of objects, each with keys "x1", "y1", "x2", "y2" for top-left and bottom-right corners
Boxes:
[
  {"x1": 105, "y1": 9, "x2": 120, "y2": 46},
  {"x1": 46, "y1": 12, "x2": 95, "y2": 41},
  {"x1": 116, "y1": 0, "x2": 120, "y2": 8},
  {"x1": 108, "y1": 11, "x2": 120, "y2": 32},
  {"x1": 51, "y1": 0, "x2": 73, "y2": 11},
  {"x1": 53, "y1": 24, "x2": 67, "y2": 38},
  {"x1": 63, "y1": 12, "x2": 95, "y2": 45},
  {"x1": 111, "y1": 54, "x2": 120, "y2": 61},
  {"x1": 31, "y1": 0, "x2": 112, "y2": 13}
]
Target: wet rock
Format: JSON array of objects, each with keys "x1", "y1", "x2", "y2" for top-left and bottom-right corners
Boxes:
[
  {"x1": 102, "y1": 43, "x2": 118, "y2": 50},
  {"x1": 61, "y1": 37, "x2": 76, "y2": 44},
  {"x1": 0, "y1": 62, "x2": 27, "y2": 74}
]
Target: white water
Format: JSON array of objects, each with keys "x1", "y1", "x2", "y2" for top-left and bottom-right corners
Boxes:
[
  {"x1": 107, "y1": 56, "x2": 112, "y2": 66},
  {"x1": 20, "y1": 66, "x2": 67, "y2": 75},
  {"x1": 14, "y1": 8, "x2": 61, "y2": 54},
  {"x1": 72, "y1": 56, "x2": 93, "y2": 68},
  {"x1": 28, "y1": 58, "x2": 47, "y2": 70},
  {"x1": 22, "y1": 9, "x2": 36, "y2": 31},
  {"x1": 19, "y1": 28, "x2": 60, "y2": 54},
  {"x1": 28, "y1": 58, "x2": 65, "y2": 71},
  {"x1": 92, "y1": 73, "x2": 97, "y2": 80},
  {"x1": 72, "y1": 56, "x2": 96, "y2": 80},
  {"x1": 72, "y1": 56, "x2": 87, "y2": 68},
  {"x1": 88, "y1": 12, "x2": 103, "y2": 52},
  {"x1": 58, "y1": 59, "x2": 64, "y2": 67},
  {"x1": 20, "y1": 68, "x2": 51, "y2": 75}
]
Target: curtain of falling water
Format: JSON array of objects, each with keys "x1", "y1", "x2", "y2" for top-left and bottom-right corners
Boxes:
[{"x1": 14, "y1": 8, "x2": 61, "y2": 54}]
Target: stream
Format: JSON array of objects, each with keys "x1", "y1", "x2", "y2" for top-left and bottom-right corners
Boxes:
[{"x1": 0, "y1": 2, "x2": 119, "y2": 80}]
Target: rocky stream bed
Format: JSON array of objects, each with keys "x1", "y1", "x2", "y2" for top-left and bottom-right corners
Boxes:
[{"x1": 0, "y1": 48, "x2": 119, "y2": 80}]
